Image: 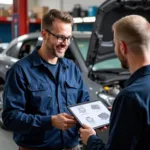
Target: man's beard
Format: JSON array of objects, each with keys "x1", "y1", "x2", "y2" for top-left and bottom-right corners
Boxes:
[
  {"x1": 118, "y1": 49, "x2": 129, "y2": 69},
  {"x1": 46, "y1": 45, "x2": 66, "y2": 58},
  {"x1": 52, "y1": 50, "x2": 65, "y2": 58}
]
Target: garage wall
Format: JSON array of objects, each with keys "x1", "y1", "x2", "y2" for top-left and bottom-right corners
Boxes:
[
  {"x1": 28, "y1": 0, "x2": 106, "y2": 11},
  {"x1": 28, "y1": 0, "x2": 38, "y2": 11},
  {"x1": 0, "y1": 4, "x2": 9, "y2": 9},
  {"x1": 62, "y1": 0, "x2": 105, "y2": 11},
  {"x1": 36, "y1": 0, "x2": 61, "y2": 10}
]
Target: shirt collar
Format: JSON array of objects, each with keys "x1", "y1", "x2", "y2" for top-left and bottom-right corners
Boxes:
[
  {"x1": 124, "y1": 65, "x2": 150, "y2": 87},
  {"x1": 31, "y1": 47, "x2": 69, "y2": 69}
]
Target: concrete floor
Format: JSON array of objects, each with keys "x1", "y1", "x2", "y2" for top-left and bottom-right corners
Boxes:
[{"x1": 0, "y1": 127, "x2": 18, "y2": 150}]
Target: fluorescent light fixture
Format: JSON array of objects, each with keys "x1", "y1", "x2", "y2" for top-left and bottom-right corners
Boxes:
[
  {"x1": 0, "y1": 0, "x2": 13, "y2": 4},
  {"x1": 83, "y1": 17, "x2": 96, "y2": 23},
  {"x1": 73, "y1": 17, "x2": 83, "y2": 23}
]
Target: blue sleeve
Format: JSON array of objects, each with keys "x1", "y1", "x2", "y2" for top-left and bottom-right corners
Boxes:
[
  {"x1": 87, "y1": 94, "x2": 143, "y2": 150},
  {"x1": 75, "y1": 65, "x2": 90, "y2": 103},
  {"x1": 2, "y1": 65, "x2": 53, "y2": 133}
]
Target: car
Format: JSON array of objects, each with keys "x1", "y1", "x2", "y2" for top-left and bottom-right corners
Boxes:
[
  {"x1": 85, "y1": 0, "x2": 150, "y2": 99},
  {"x1": 0, "y1": 43, "x2": 9, "y2": 53}
]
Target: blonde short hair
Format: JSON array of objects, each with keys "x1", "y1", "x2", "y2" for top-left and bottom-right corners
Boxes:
[{"x1": 112, "y1": 15, "x2": 150, "y2": 50}]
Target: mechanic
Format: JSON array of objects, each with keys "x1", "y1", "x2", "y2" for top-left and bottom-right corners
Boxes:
[{"x1": 2, "y1": 9, "x2": 90, "y2": 150}]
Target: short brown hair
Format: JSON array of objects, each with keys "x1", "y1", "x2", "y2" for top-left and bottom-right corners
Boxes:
[
  {"x1": 112, "y1": 15, "x2": 150, "y2": 50},
  {"x1": 41, "y1": 9, "x2": 73, "y2": 30}
]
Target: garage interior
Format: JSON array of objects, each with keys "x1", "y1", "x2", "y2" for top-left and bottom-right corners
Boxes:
[{"x1": 0, "y1": 0, "x2": 149, "y2": 150}]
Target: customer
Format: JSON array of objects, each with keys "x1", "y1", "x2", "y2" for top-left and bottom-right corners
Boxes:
[
  {"x1": 2, "y1": 9, "x2": 90, "y2": 150},
  {"x1": 79, "y1": 15, "x2": 150, "y2": 150}
]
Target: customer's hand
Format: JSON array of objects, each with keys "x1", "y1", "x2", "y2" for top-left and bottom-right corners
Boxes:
[
  {"x1": 98, "y1": 125, "x2": 108, "y2": 132},
  {"x1": 79, "y1": 124, "x2": 96, "y2": 145},
  {"x1": 108, "y1": 107, "x2": 112, "y2": 111},
  {"x1": 51, "y1": 113, "x2": 77, "y2": 130}
]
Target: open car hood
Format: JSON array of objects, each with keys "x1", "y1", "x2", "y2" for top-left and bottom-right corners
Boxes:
[{"x1": 86, "y1": 0, "x2": 150, "y2": 67}]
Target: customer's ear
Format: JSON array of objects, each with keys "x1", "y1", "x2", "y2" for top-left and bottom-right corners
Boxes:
[{"x1": 120, "y1": 41, "x2": 127, "y2": 55}]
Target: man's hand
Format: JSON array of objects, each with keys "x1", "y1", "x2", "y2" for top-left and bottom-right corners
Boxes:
[
  {"x1": 51, "y1": 113, "x2": 77, "y2": 130},
  {"x1": 98, "y1": 125, "x2": 108, "y2": 132},
  {"x1": 108, "y1": 107, "x2": 112, "y2": 111},
  {"x1": 79, "y1": 124, "x2": 96, "y2": 145}
]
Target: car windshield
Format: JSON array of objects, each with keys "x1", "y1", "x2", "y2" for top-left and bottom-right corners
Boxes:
[{"x1": 76, "y1": 37, "x2": 122, "y2": 71}]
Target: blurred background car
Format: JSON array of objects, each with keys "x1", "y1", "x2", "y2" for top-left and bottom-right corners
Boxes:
[{"x1": 0, "y1": 43, "x2": 9, "y2": 53}]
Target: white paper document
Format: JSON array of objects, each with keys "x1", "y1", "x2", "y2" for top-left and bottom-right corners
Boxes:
[{"x1": 68, "y1": 100, "x2": 111, "y2": 129}]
